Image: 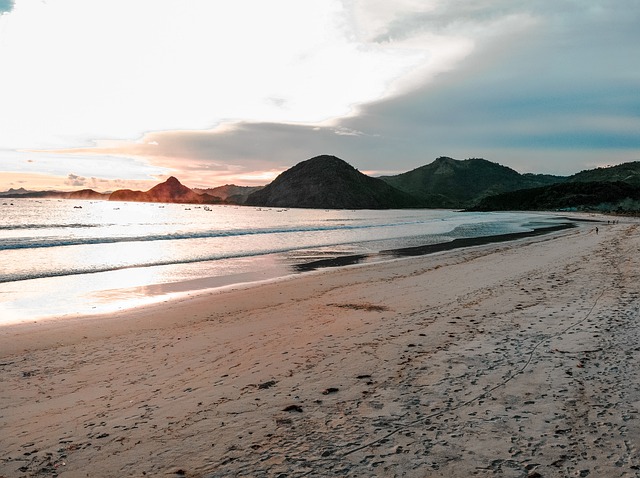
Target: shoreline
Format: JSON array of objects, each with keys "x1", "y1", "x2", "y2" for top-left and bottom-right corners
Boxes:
[
  {"x1": 295, "y1": 222, "x2": 576, "y2": 271},
  {"x1": 2, "y1": 218, "x2": 639, "y2": 477},
  {"x1": 0, "y1": 217, "x2": 582, "y2": 347},
  {"x1": 0, "y1": 211, "x2": 576, "y2": 325}
]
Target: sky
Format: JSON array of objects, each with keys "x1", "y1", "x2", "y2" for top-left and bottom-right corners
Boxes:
[{"x1": 0, "y1": 0, "x2": 638, "y2": 191}]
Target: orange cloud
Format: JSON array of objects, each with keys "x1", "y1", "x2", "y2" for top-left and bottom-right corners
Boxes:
[{"x1": 37, "y1": 124, "x2": 286, "y2": 188}]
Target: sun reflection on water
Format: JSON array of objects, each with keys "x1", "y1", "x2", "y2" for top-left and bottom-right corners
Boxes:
[{"x1": 1, "y1": 199, "x2": 562, "y2": 325}]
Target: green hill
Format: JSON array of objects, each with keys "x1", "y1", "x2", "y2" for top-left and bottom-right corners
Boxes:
[
  {"x1": 471, "y1": 181, "x2": 640, "y2": 213},
  {"x1": 380, "y1": 157, "x2": 564, "y2": 208},
  {"x1": 568, "y1": 161, "x2": 640, "y2": 186}
]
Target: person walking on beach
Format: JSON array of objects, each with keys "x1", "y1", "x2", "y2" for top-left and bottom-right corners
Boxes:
[{"x1": 595, "y1": 227, "x2": 599, "y2": 234}]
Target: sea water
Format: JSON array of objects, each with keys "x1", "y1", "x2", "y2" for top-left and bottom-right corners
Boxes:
[{"x1": 0, "y1": 198, "x2": 566, "y2": 323}]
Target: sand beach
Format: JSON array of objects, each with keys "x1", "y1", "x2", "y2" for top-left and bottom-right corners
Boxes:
[{"x1": 1, "y1": 216, "x2": 639, "y2": 477}]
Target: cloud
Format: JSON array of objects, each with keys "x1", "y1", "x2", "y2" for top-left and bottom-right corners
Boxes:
[
  {"x1": 42, "y1": 120, "x2": 398, "y2": 185},
  {"x1": 0, "y1": 147, "x2": 167, "y2": 183},
  {"x1": 59, "y1": 0, "x2": 637, "y2": 178},
  {"x1": 0, "y1": 0, "x2": 14, "y2": 14},
  {"x1": 0, "y1": 0, "x2": 436, "y2": 150},
  {"x1": 0, "y1": 170, "x2": 162, "y2": 192},
  {"x1": 65, "y1": 173, "x2": 87, "y2": 187},
  {"x1": 337, "y1": 0, "x2": 640, "y2": 174},
  {"x1": 63, "y1": 174, "x2": 147, "y2": 191},
  {"x1": 350, "y1": 0, "x2": 543, "y2": 49},
  {"x1": 4, "y1": 0, "x2": 638, "y2": 188}
]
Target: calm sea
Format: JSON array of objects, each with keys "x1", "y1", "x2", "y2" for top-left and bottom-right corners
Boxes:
[{"x1": 0, "y1": 198, "x2": 566, "y2": 324}]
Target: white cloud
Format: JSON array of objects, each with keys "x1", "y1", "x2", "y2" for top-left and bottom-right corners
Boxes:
[
  {"x1": 3, "y1": 0, "x2": 636, "y2": 190},
  {"x1": 0, "y1": 0, "x2": 443, "y2": 151}
]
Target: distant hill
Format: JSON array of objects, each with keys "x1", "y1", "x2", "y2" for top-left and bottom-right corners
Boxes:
[
  {"x1": 471, "y1": 181, "x2": 640, "y2": 213},
  {"x1": 568, "y1": 161, "x2": 640, "y2": 187},
  {"x1": 470, "y1": 161, "x2": 640, "y2": 212},
  {"x1": 67, "y1": 189, "x2": 110, "y2": 200},
  {"x1": 0, "y1": 189, "x2": 70, "y2": 199},
  {"x1": 0, "y1": 188, "x2": 108, "y2": 200},
  {"x1": 380, "y1": 157, "x2": 565, "y2": 208},
  {"x1": 0, "y1": 178, "x2": 251, "y2": 205},
  {"x1": 245, "y1": 155, "x2": 420, "y2": 209},
  {"x1": 0, "y1": 187, "x2": 34, "y2": 197},
  {"x1": 110, "y1": 177, "x2": 223, "y2": 204},
  {"x1": 194, "y1": 184, "x2": 263, "y2": 205},
  {"x1": 4, "y1": 157, "x2": 640, "y2": 210}
]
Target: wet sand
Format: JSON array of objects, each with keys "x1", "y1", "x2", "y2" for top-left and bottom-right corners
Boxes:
[{"x1": 1, "y1": 216, "x2": 639, "y2": 477}]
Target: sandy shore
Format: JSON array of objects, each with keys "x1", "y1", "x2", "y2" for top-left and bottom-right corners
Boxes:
[{"x1": 1, "y1": 217, "x2": 639, "y2": 477}]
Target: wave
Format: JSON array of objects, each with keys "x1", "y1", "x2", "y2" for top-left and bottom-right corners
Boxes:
[
  {"x1": 0, "y1": 223, "x2": 112, "y2": 230},
  {"x1": 0, "y1": 220, "x2": 568, "y2": 284},
  {"x1": 0, "y1": 242, "x2": 349, "y2": 283},
  {"x1": 0, "y1": 253, "x2": 243, "y2": 283},
  {"x1": 0, "y1": 220, "x2": 426, "y2": 251}
]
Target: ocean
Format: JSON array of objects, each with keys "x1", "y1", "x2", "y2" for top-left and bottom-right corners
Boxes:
[{"x1": 0, "y1": 198, "x2": 568, "y2": 324}]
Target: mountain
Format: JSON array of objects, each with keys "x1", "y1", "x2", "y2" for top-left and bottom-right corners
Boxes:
[
  {"x1": 109, "y1": 177, "x2": 222, "y2": 204},
  {"x1": 5, "y1": 158, "x2": 639, "y2": 210},
  {"x1": 245, "y1": 155, "x2": 420, "y2": 209},
  {"x1": 145, "y1": 176, "x2": 211, "y2": 203},
  {"x1": 470, "y1": 161, "x2": 640, "y2": 212},
  {"x1": 380, "y1": 157, "x2": 565, "y2": 208},
  {"x1": 471, "y1": 181, "x2": 640, "y2": 213},
  {"x1": 193, "y1": 184, "x2": 263, "y2": 205},
  {"x1": 567, "y1": 161, "x2": 640, "y2": 187},
  {"x1": 0, "y1": 189, "x2": 69, "y2": 199},
  {"x1": 67, "y1": 189, "x2": 110, "y2": 200},
  {"x1": 0, "y1": 187, "x2": 107, "y2": 200},
  {"x1": 0, "y1": 177, "x2": 251, "y2": 205},
  {"x1": 0, "y1": 187, "x2": 33, "y2": 197}
]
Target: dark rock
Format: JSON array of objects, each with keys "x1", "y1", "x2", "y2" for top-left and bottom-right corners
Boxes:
[{"x1": 257, "y1": 380, "x2": 277, "y2": 389}]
